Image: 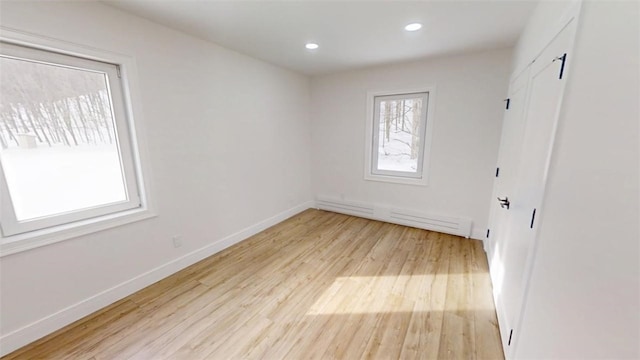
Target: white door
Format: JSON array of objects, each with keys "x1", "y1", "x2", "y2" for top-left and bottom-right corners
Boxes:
[
  {"x1": 491, "y1": 20, "x2": 577, "y2": 355},
  {"x1": 487, "y1": 67, "x2": 530, "y2": 287},
  {"x1": 486, "y1": 66, "x2": 530, "y2": 346}
]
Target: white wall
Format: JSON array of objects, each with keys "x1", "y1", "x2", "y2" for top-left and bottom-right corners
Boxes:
[
  {"x1": 512, "y1": 0, "x2": 640, "y2": 358},
  {"x1": 0, "y1": 1, "x2": 312, "y2": 354},
  {"x1": 310, "y1": 49, "x2": 512, "y2": 239}
]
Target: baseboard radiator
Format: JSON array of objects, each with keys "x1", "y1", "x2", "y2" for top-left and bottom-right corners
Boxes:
[{"x1": 316, "y1": 195, "x2": 472, "y2": 238}]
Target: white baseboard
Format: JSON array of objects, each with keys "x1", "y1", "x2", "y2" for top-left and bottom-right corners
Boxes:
[
  {"x1": 471, "y1": 228, "x2": 488, "y2": 242},
  {"x1": 316, "y1": 195, "x2": 474, "y2": 238},
  {"x1": 471, "y1": 228, "x2": 490, "y2": 254},
  {"x1": 0, "y1": 201, "x2": 315, "y2": 357}
]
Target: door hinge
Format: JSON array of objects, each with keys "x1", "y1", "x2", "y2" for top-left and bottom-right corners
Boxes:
[
  {"x1": 508, "y1": 329, "x2": 514, "y2": 346},
  {"x1": 504, "y1": 98, "x2": 510, "y2": 110},
  {"x1": 116, "y1": 65, "x2": 122, "y2": 78},
  {"x1": 486, "y1": 229, "x2": 490, "y2": 238},
  {"x1": 530, "y1": 208, "x2": 537, "y2": 228},
  {"x1": 495, "y1": 167, "x2": 500, "y2": 177},
  {"x1": 553, "y1": 53, "x2": 567, "y2": 79}
]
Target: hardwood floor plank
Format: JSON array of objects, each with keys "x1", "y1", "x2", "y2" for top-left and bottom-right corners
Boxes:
[
  {"x1": 1, "y1": 299, "x2": 139, "y2": 360},
  {"x1": 438, "y1": 236, "x2": 479, "y2": 359},
  {"x1": 401, "y1": 232, "x2": 450, "y2": 359},
  {"x1": 90, "y1": 281, "x2": 211, "y2": 360},
  {"x1": 2, "y1": 209, "x2": 503, "y2": 360}
]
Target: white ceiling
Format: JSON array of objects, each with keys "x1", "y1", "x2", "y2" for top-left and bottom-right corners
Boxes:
[{"x1": 105, "y1": 0, "x2": 538, "y2": 75}]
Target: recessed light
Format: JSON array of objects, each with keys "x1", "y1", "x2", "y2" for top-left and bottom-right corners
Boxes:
[
  {"x1": 305, "y1": 43, "x2": 319, "y2": 50},
  {"x1": 404, "y1": 23, "x2": 422, "y2": 32}
]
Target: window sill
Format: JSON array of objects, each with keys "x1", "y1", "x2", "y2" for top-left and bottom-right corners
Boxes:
[
  {"x1": 364, "y1": 173, "x2": 429, "y2": 186},
  {"x1": 0, "y1": 208, "x2": 156, "y2": 257}
]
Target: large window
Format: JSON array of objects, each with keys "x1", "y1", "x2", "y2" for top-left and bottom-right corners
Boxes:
[
  {"x1": 365, "y1": 89, "x2": 434, "y2": 185},
  {"x1": 0, "y1": 38, "x2": 148, "y2": 242}
]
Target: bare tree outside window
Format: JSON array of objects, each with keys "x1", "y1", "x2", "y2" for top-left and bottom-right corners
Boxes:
[
  {"x1": 376, "y1": 96, "x2": 424, "y2": 173},
  {"x1": 0, "y1": 55, "x2": 127, "y2": 221},
  {"x1": 366, "y1": 90, "x2": 431, "y2": 185}
]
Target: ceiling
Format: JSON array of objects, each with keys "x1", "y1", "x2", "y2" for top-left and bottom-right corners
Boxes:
[{"x1": 105, "y1": 0, "x2": 538, "y2": 76}]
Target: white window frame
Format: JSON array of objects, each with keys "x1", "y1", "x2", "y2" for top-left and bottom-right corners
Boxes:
[
  {"x1": 0, "y1": 27, "x2": 155, "y2": 256},
  {"x1": 364, "y1": 87, "x2": 436, "y2": 186}
]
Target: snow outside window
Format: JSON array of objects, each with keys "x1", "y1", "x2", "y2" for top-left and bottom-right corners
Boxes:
[
  {"x1": 0, "y1": 41, "x2": 143, "y2": 237},
  {"x1": 365, "y1": 90, "x2": 433, "y2": 185}
]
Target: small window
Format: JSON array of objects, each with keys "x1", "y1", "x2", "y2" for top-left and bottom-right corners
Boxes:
[
  {"x1": 0, "y1": 41, "x2": 142, "y2": 237},
  {"x1": 365, "y1": 89, "x2": 434, "y2": 185}
]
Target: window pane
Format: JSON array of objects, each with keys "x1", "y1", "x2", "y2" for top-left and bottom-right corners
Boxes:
[
  {"x1": 0, "y1": 56, "x2": 127, "y2": 221},
  {"x1": 376, "y1": 97, "x2": 423, "y2": 172}
]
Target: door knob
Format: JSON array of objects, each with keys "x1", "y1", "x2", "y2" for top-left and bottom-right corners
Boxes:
[{"x1": 497, "y1": 197, "x2": 510, "y2": 209}]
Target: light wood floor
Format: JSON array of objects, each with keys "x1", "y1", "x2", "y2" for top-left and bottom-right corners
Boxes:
[{"x1": 3, "y1": 210, "x2": 504, "y2": 359}]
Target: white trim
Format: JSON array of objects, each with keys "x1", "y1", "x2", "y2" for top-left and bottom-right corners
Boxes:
[
  {"x1": 0, "y1": 27, "x2": 156, "y2": 254},
  {"x1": 316, "y1": 195, "x2": 472, "y2": 238},
  {"x1": 470, "y1": 228, "x2": 487, "y2": 242},
  {"x1": 364, "y1": 86, "x2": 436, "y2": 186},
  {"x1": 0, "y1": 209, "x2": 156, "y2": 257},
  {"x1": 0, "y1": 200, "x2": 315, "y2": 356},
  {"x1": 0, "y1": 43, "x2": 141, "y2": 235}
]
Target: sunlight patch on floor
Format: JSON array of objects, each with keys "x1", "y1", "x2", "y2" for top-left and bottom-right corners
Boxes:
[{"x1": 307, "y1": 274, "x2": 493, "y2": 315}]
